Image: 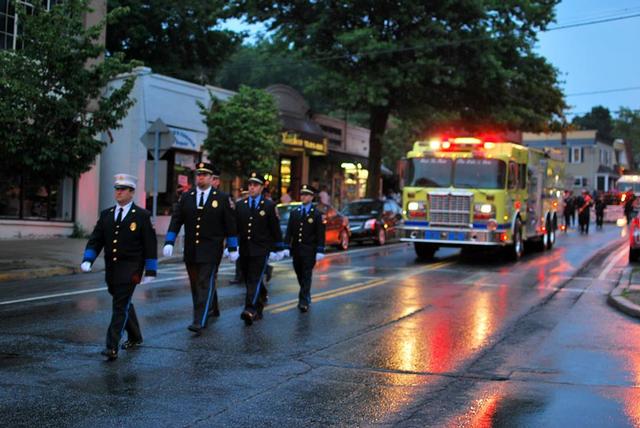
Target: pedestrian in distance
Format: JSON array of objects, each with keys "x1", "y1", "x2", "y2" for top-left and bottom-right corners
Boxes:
[
  {"x1": 594, "y1": 193, "x2": 605, "y2": 230},
  {"x1": 563, "y1": 190, "x2": 575, "y2": 229},
  {"x1": 577, "y1": 189, "x2": 593, "y2": 234},
  {"x1": 80, "y1": 174, "x2": 157, "y2": 361},
  {"x1": 623, "y1": 187, "x2": 636, "y2": 225},
  {"x1": 163, "y1": 162, "x2": 239, "y2": 335},
  {"x1": 283, "y1": 184, "x2": 326, "y2": 312},
  {"x1": 236, "y1": 172, "x2": 287, "y2": 326}
]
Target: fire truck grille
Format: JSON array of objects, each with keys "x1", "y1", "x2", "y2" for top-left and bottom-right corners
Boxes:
[{"x1": 429, "y1": 194, "x2": 472, "y2": 226}]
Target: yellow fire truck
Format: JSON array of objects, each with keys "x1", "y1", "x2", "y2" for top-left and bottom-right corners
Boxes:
[{"x1": 399, "y1": 134, "x2": 564, "y2": 261}]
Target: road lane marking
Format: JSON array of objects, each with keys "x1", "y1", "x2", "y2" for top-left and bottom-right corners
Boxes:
[
  {"x1": 0, "y1": 275, "x2": 189, "y2": 306},
  {"x1": 267, "y1": 260, "x2": 453, "y2": 314}
]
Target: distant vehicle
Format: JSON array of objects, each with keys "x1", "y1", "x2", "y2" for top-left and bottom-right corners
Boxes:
[
  {"x1": 276, "y1": 202, "x2": 350, "y2": 251},
  {"x1": 341, "y1": 198, "x2": 403, "y2": 245},
  {"x1": 615, "y1": 175, "x2": 640, "y2": 196}
]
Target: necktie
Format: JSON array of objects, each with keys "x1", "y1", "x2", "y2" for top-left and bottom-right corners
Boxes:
[
  {"x1": 250, "y1": 199, "x2": 255, "y2": 211},
  {"x1": 116, "y1": 207, "x2": 123, "y2": 224},
  {"x1": 199, "y1": 192, "x2": 204, "y2": 208}
]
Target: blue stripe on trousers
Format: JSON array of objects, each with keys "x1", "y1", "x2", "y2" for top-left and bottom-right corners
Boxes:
[
  {"x1": 252, "y1": 256, "x2": 270, "y2": 307},
  {"x1": 201, "y1": 266, "x2": 216, "y2": 326}
]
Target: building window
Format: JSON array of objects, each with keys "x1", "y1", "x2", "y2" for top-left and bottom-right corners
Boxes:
[
  {"x1": 573, "y1": 176, "x2": 587, "y2": 188},
  {"x1": 0, "y1": 1, "x2": 59, "y2": 50},
  {"x1": 0, "y1": 172, "x2": 75, "y2": 221},
  {"x1": 569, "y1": 146, "x2": 583, "y2": 164}
]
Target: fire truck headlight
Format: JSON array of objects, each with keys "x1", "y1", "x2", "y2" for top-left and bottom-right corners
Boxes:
[
  {"x1": 474, "y1": 204, "x2": 494, "y2": 214},
  {"x1": 408, "y1": 201, "x2": 420, "y2": 211},
  {"x1": 487, "y1": 219, "x2": 498, "y2": 231}
]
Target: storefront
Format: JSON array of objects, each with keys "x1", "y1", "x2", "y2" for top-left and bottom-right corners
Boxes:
[{"x1": 266, "y1": 85, "x2": 328, "y2": 201}]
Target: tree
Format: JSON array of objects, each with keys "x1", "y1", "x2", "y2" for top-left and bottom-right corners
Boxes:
[
  {"x1": 236, "y1": 1, "x2": 566, "y2": 197},
  {"x1": 613, "y1": 108, "x2": 640, "y2": 168},
  {"x1": 107, "y1": 0, "x2": 242, "y2": 85},
  {"x1": 0, "y1": 0, "x2": 137, "y2": 201},
  {"x1": 200, "y1": 85, "x2": 281, "y2": 177},
  {"x1": 572, "y1": 106, "x2": 614, "y2": 142}
]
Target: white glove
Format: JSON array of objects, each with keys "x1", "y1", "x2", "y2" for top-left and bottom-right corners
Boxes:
[
  {"x1": 277, "y1": 250, "x2": 287, "y2": 260},
  {"x1": 282, "y1": 249, "x2": 290, "y2": 258},
  {"x1": 269, "y1": 252, "x2": 279, "y2": 262},
  {"x1": 316, "y1": 253, "x2": 325, "y2": 261},
  {"x1": 229, "y1": 250, "x2": 239, "y2": 262},
  {"x1": 141, "y1": 276, "x2": 154, "y2": 284},
  {"x1": 162, "y1": 244, "x2": 173, "y2": 257},
  {"x1": 80, "y1": 261, "x2": 92, "y2": 272},
  {"x1": 223, "y1": 248, "x2": 230, "y2": 258}
]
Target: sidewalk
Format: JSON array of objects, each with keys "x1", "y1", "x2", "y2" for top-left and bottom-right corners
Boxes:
[
  {"x1": 608, "y1": 265, "x2": 640, "y2": 318},
  {"x1": 0, "y1": 237, "x2": 183, "y2": 282}
]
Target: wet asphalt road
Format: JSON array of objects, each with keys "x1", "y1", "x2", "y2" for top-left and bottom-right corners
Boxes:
[{"x1": 1, "y1": 225, "x2": 639, "y2": 427}]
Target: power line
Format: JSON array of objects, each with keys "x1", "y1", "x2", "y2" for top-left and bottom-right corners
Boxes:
[
  {"x1": 566, "y1": 86, "x2": 640, "y2": 97},
  {"x1": 545, "y1": 12, "x2": 640, "y2": 31}
]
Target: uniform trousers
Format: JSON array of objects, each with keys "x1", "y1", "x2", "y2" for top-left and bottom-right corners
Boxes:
[
  {"x1": 240, "y1": 254, "x2": 270, "y2": 315},
  {"x1": 293, "y1": 254, "x2": 316, "y2": 306},
  {"x1": 186, "y1": 261, "x2": 221, "y2": 327},
  {"x1": 106, "y1": 282, "x2": 141, "y2": 350}
]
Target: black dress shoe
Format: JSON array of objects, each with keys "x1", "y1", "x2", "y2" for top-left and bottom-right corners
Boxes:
[
  {"x1": 240, "y1": 310, "x2": 254, "y2": 326},
  {"x1": 121, "y1": 339, "x2": 143, "y2": 350},
  {"x1": 101, "y1": 348, "x2": 118, "y2": 361},
  {"x1": 188, "y1": 323, "x2": 203, "y2": 333},
  {"x1": 266, "y1": 265, "x2": 273, "y2": 282},
  {"x1": 298, "y1": 304, "x2": 309, "y2": 313},
  {"x1": 213, "y1": 308, "x2": 220, "y2": 317}
]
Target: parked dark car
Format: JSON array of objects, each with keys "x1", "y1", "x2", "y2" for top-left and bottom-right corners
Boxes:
[
  {"x1": 341, "y1": 198, "x2": 402, "y2": 245},
  {"x1": 277, "y1": 202, "x2": 350, "y2": 250}
]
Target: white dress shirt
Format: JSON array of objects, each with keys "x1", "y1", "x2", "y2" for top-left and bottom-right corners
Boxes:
[{"x1": 114, "y1": 200, "x2": 134, "y2": 221}]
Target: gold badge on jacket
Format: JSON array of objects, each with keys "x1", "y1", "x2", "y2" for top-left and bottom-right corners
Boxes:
[
  {"x1": 308, "y1": 218, "x2": 314, "y2": 223},
  {"x1": 259, "y1": 210, "x2": 266, "y2": 216},
  {"x1": 212, "y1": 200, "x2": 218, "y2": 208},
  {"x1": 130, "y1": 222, "x2": 137, "y2": 231}
]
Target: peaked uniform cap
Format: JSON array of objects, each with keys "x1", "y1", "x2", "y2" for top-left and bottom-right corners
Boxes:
[
  {"x1": 114, "y1": 173, "x2": 137, "y2": 190},
  {"x1": 195, "y1": 162, "x2": 214, "y2": 174},
  {"x1": 300, "y1": 184, "x2": 317, "y2": 195},
  {"x1": 248, "y1": 171, "x2": 265, "y2": 185}
]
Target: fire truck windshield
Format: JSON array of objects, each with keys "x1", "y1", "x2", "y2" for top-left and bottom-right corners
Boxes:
[
  {"x1": 406, "y1": 157, "x2": 506, "y2": 189},
  {"x1": 453, "y1": 158, "x2": 506, "y2": 189}
]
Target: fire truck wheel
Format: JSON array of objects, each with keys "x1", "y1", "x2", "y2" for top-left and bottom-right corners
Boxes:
[
  {"x1": 505, "y1": 220, "x2": 524, "y2": 261},
  {"x1": 546, "y1": 215, "x2": 556, "y2": 250},
  {"x1": 414, "y1": 242, "x2": 437, "y2": 260}
]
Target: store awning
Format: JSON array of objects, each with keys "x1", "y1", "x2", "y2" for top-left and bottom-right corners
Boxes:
[{"x1": 280, "y1": 114, "x2": 325, "y2": 142}]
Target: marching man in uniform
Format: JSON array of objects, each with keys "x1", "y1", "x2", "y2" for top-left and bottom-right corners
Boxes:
[
  {"x1": 236, "y1": 172, "x2": 286, "y2": 325},
  {"x1": 80, "y1": 174, "x2": 157, "y2": 361},
  {"x1": 163, "y1": 162, "x2": 239, "y2": 334},
  {"x1": 283, "y1": 184, "x2": 325, "y2": 312}
]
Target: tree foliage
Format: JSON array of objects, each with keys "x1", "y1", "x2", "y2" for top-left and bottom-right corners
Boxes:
[
  {"x1": 200, "y1": 85, "x2": 281, "y2": 177},
  {"x1": 613, "y1": 108, "x2": 640, "y2": 167},
  {"x1": 571, "y1": 106, "x2": 614, "y2": 142},
  {"x1": 236, "y1": 0, "x2": 566, "y2": 197},
  {"x1": 107, "y1": 0, "x2": 242, "y2": 84},
  {"x1": 0, "y1": 0, "x2": 137, "y2": 184}
]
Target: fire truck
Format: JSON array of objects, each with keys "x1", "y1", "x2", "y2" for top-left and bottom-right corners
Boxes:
[{"x1": 398, "y1": 134, "x2": 565, "y2": 261}]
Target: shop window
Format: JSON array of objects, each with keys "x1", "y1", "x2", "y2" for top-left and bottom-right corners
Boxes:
[
  {"x1": 279, "y1": 158, "x2": 292, "y2": 197},
  {"x1": 0, "y1": 172, "x2": 74, "y2": 221}
]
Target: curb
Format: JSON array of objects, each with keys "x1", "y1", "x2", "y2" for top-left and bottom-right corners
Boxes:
[
  {"x1": 607, "y1": 266, "x2": 640, "y2": 318},
  {"x1": 0, "y1": 255, "x2": 184, "y2": 284}
]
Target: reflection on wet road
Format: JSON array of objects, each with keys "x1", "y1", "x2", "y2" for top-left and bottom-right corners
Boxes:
[{"x1": 1, "y1": 225, "x2": 639, "y2": 426}]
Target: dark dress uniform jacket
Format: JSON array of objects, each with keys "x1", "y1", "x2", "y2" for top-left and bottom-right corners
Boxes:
[
  {"x1": 165, "y1": 188, "x2": 238, "y2": 264},
  {"x1": 236, "y1": 197, "x2": 283, "y2": 257},
  {"x1": 83, "y1": 204, "x2": 158, "y2": 285},
  {"x1": 284, "y1": 205, "x2": 325, "y2": 257}
]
